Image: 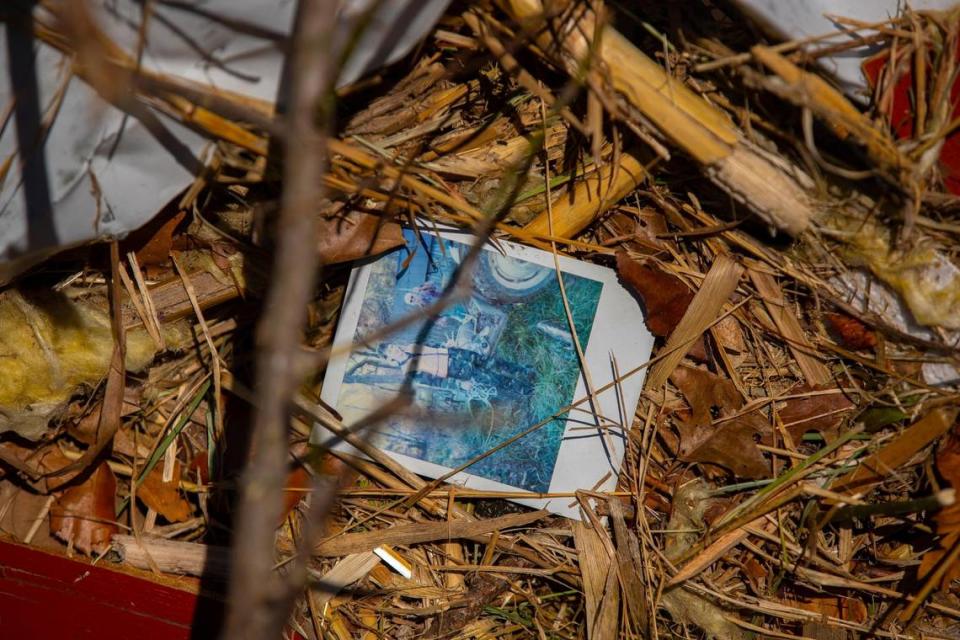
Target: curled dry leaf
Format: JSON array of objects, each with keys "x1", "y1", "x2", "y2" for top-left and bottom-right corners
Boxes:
[
  {"x1": 616, "y1": 252, "x2": 693, "y2": 337},
  {"x1": 138, "y1": 460, "x2": 192, "y2": 523},
  {"x1": 743, "y1": 556, "x2": 767, "y2": 591},
  {"x1": 67, "y1": 386, "x2": 142, "y2": 446},
  {"x1": 0, "y1": 440, "x2": 80, "y2": 489},
  {"x1": 317, "y1": 210, "x2": 405, "y2": 265},
  {"x1": 130, "y1": 210, "x2": 188, "y2": 270},
  {"x1": 605, "y1": 208, "x2": 670, "y2": 254},
  {"x1": 777, "y1": 385, "x2": 855, "y2": 444},
  {"x1": 50, "y1": 459, "x2": 118, "y2": 555},
  {"x1": 670, "y1": 366, "x2": 773, "y2": 479},
  {"x1": 1, "y1": 441, "x2": 120, "y2": 554}
]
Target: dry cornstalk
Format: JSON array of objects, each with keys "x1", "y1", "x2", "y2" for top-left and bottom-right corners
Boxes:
[
  {"x1": 524, "y1": 149, "x2": 649, "y2": 239},
  {"x1": 751, "y1": 45, "x2": 912, "y2": 184},
  {"x1": 500, "y1": 0, "x2": 817, "y2": 236}
]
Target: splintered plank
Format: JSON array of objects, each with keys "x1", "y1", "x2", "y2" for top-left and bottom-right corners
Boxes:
[{"x1": 121, "y1": 268, "x2": 242, "y2": 330}]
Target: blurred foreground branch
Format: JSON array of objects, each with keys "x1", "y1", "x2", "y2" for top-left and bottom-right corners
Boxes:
[{"x1": 220, "y1": 1, "x2": 338, "y2": 638}]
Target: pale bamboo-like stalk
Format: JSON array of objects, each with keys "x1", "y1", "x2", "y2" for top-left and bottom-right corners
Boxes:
[
  {"x1": 501, "y1": 0, "x2": 816, "y2": 236},
  {"x1": 523, "y1": 149, "x2": 648, "y2": 239}
]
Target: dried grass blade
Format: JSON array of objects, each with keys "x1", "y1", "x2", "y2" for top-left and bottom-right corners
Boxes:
[
  {"x1": 667, "y1": 514, "x2": 766, "y2": 587},
  {"x1": 831, "y1": 407, "x2": 959, "y2": 495},
  {"x1": 749, "y1": 269, "x2": 831, "y2": 386},
  {"x1": 47, "y1": 242, "x2": 126, "y2": 479},
  {"x1": 311, "y1": 552, "x2": 381, "y2": 610},
  {"x1": 607, "y1": 499, "x2": 649, "y2": 632},
  {"x1": 646, "y1": 255, "x2": 743, "y2": 390}
]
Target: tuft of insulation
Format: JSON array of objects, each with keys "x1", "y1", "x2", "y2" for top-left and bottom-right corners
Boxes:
[{"x1": 0, "y1": 290, "x2": 189, "y2": 440}]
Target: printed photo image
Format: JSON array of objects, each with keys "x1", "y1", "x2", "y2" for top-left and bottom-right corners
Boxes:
[
  {"x1": 317, "y1": 226, "x2": 654, "y2": 517},
  {"x1": 336, "y1": 230, "x2": 602, "y2": 492}
]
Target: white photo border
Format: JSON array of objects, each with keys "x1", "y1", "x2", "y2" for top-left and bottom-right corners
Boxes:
[{"x1": 313, "y1": 226, "x2": 654, "y2": 518}]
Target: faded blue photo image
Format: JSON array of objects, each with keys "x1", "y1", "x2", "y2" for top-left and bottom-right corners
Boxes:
[{"x1": 337, "y1": 230, "x2": 603, "y2": 492}]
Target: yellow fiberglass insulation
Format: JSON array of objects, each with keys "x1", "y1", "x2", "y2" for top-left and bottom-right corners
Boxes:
[
  {"x1": 0, "y1": 290, "x2": 189, "y2": 440},
  {"x1": 823, "y1": 210, "x2": 960, "y2": 330}
]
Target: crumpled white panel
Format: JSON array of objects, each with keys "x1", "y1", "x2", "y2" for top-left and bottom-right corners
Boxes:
[
  {"x1": 736, "y1": 0, "x2": 957, "y2": 96},
  {"x1": 0, "y1": 0, "x2": 450, "y2": 281}
]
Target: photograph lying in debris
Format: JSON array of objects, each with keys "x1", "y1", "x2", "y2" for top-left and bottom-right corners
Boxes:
[{"x1": 315, "y1": 227, "x2": 654, "y2": 517}]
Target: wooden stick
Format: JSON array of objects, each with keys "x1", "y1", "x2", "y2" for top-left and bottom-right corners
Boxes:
[
  {"x1": 113, "y1": 534, "x2": 230, "y2": 579},
  {"x1": 314, "y1": 510, "x2": 549, "y2": 557}
]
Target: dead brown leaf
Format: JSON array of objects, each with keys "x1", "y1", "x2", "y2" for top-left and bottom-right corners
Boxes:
[
  {"x1": 825, "y1": 312, "x2": 877, "y2": 350},
  {"x1": 670, "y1": 366, "x2": 772, "y2": 479},
  {"x1": 781, "y1": 593, "x2": 868, "y2": 623},
  {"x1": 777, "y1": 385, "x2": 855, "y2": 444},
  {"x1": 616, "y1": 252, "x2": 694, "y2": 337},
  {"x1": 0, "y1": 441, "x2": 80, "y2": 489},
  {"x1": 138, "y1": 460, "x2": 192, "y2": 523},
  {"x1": 743, "y1": 556, "x2": 767, "y2": 590},
  {"x1": 67, "y1": 386, "x2": 142, "y2": 446},
  {"x1": 605, "y1": 209, "x2": 669, "y2": 254},
  {"x1": 50, "y1": 458, "x2": 118, "y2": 555},
  {"x1": 129, "y1": 209, "x2": 187, "y2": 269},
  {"x1": 281, "y1": 466, "x2": 312, "y2": 524},
  {"x1": 2, "y1": 443, "x2": 118, "y2": 552},
  {"x1": 317, "y1": 211, "x2": 404, "y2": 265}
]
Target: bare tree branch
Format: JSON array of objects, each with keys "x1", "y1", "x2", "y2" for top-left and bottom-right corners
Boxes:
[{"x1": 220, "y1": 1, "x2": 338, "y2": 638}]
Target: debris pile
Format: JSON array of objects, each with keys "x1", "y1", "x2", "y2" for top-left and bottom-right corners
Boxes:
[{"x1": 3, "y1": 1, "x2": 960, "y2": 639}]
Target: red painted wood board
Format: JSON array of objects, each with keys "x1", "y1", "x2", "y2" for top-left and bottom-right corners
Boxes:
[
  {"x1": 863, "y1": 41, "x2": 960, "y2": 194},
  {"x1": 0, "y1": 538, "x2": 224, "y2": 639}
]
